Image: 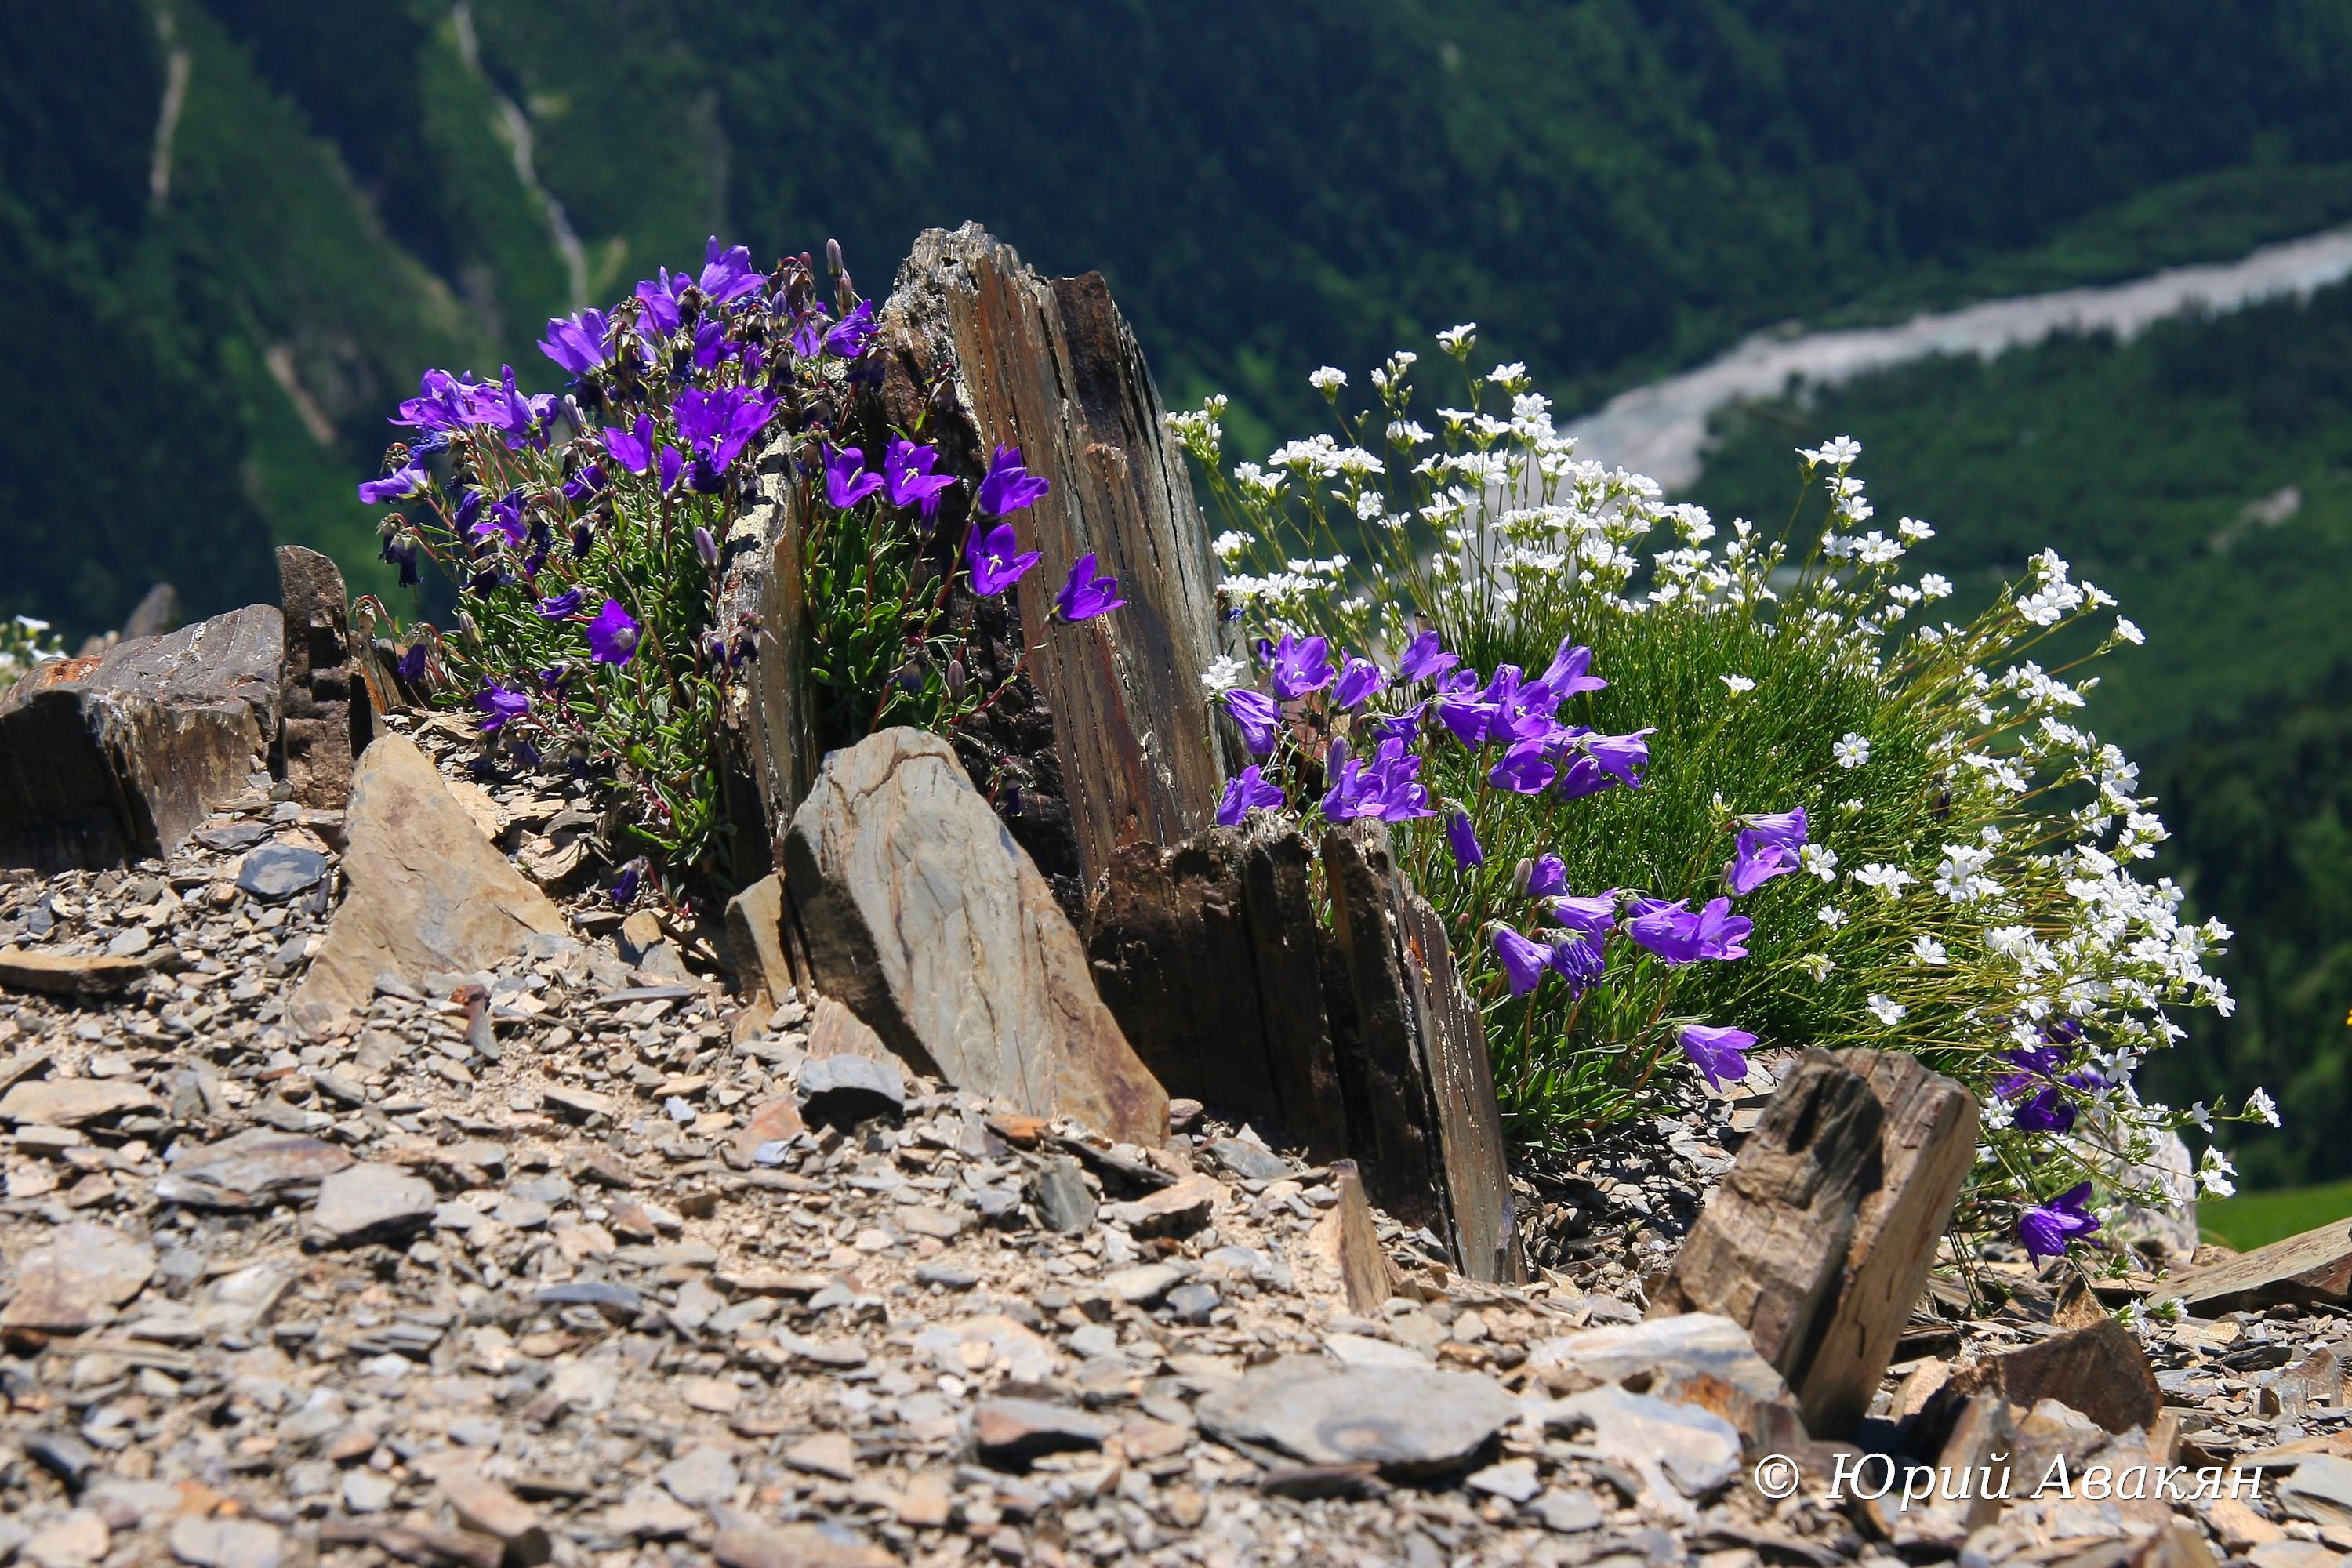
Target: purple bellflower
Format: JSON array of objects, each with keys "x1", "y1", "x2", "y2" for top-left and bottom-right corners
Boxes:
[
  {"x1": 1492, "y1": 927, "x2": 1549, "y2": 997},
  {"x1": 695, "y1": 237, "x2": 765, "y2": 307},
  {"x1": 1547, "y1": 892, "x2": 1619, "y2": 942},
  {"x1": 976, "y1": 445, "x2": 1050, "y2": 516},
  {"x1": 2011, "y1": 1087, "x2": 2078, "y2": 1134},
  {"x1": 1549, "y1": 935, "x2": 1606, "y2": 996},
  {"x1": 358, "y1": 463, "x2": 429, "y2": 505},
  {"x1": 1445, "y1": 805, "x2": 1484, "y2": 869},
  {"x1": 1679, "y1": 1025, "x2": 1756, "y2": 1091},
  {"x1": 584, "y1": 598, "x2": 642, "y2": 666},
  {"x1": 535, "y1": 588, "x2": 585, "y2": 619},
  {"x1": 882, "y1": 438, "x2": 956, "y2": 517},
  {"x1": 396, "y1": 640, "x2": 429, "y2": 683},
  {"x1": 1487, "y1": 739, "x2": 1558, "y2": 795},
  {"x1": 1728, "y1": 808, "x2": 1809, "y2": 895},
  {"x1": 1625, "y1": 896, "x2": 1752, "y2": 964},
  {"x1": 672, "y1": 386, "x2": 778, "y2": 471},
  {"x1": 1221, "y1": 688, "x2": 1280, "y2": 757},
  {"x1": 537, "y1": 309, "x2": 612, "y2": 377},
  {"x1": 474, "y1": 681, "x2": 530, "y2": 732},
  {"x1": 1333, "y1": 655, "x2": 1388, "y2": 710},
  {"x1": 1525, "y1": 854, "x2": 1568, "y2": 899},
  {"x1": 1265, "y1": 633, "x2": 1336, "y2": 701},
  {"x1": 1396, "y1": 629, "x2": 1458, "y2": 684},
  {"x1": 825, "y1": 299, "x2": 878, "y2": 358},
  {"x1": 1216, "y1": 764, "x2": 1285, "y2": 826},
  {"x1": 1054, "y1": 554, "x2": 1127, "y2": 621},
  {"x1": 824, "y1": 445, "x2": 886, "y2": 509},
  {"x1": 966, "y1": 521, "x2": 1042, "y2": 597},
  {"x1": 1532, "y1": 638, "x2": 1607, "y2": 702},
  {"x1": 2017, "y1": 1182, "x2": 2100, "y2": 1261}
]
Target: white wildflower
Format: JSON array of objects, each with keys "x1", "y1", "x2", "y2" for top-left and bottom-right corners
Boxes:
[
  {"x1": 1867, "y1": 994, "x2": 1907, "y2": 1025},
  {"x1": 1853, "y1": 862, "x2": 1915, "y2": 896},
  {"x1": 1720, "y1": 674, "x2": 1756, "y2": 694},
  {"x1": 1911, "y1": 935, "x2": 1947, "y2": 965},
  {"x1": 1801, "y1": 844, "x2": 1839, "y2": 881},
  {"x1": 1817, "y1": 905, "x2": 1848, "y2": 928},
  {"x1": 2246, "y1": 1087, "x2": 2280, "y2": 1127},
  {"x1": 1834, "y1": 733, "x2": 1871, "y2": 769},
  {"x1": 1308, "y1": 366, "x2": 1346, "y2": 395}
]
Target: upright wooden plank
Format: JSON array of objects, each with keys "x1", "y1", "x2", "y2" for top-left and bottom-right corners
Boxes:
[
  {"x1": 1649, "y1": 1051, "x2": 1886, "y2": 1381},
  {"x1": 717, "y1": 436, "x2": 819, "y2": 879},
  {"x1": 1795, "y1": 1049, "x2": 1976, "y2": 1436},
  {"x1": 877, "y1": 224, "x2": 1234, "y2": 906},
  {"x1": 1401, "y1": 887, "x2": 1522, "y2": 1284}
]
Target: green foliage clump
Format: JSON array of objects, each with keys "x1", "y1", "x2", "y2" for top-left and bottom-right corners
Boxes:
[{"x1": 1176, "y1": 333, "x2": 2264, "y2": 1256}]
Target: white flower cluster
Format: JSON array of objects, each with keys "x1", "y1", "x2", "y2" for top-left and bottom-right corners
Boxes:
[{"x1": 0, "y1": 614, "x2": 64, "y2": 683}]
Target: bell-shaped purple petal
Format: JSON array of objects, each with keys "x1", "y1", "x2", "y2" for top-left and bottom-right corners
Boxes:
[
  {"x1": 1487, "y1": 740, "x2": 1557, "y2": 795},
  {"x1": 1547, "y1": 893, "x2": 1619, "y2": 942},
  {"x1": 966, "y1": 521, "x2": 1042, "y2": 597},
  {"x1": 1333, "y1": 655, "x2": 1388, "y2": 710},
  {"x1": 1220, "y1": 688, "x2": 1280, "y2": 757},
  {"x1": 1265, "y1": 633, "x2": 1337, "y2": 702},
  {"x1": 535, "y1": 588, "x2": 585, "y2": 619},
  {"x1": 825, "y1": 299, "x2": 878, "y2": 358},
  {"x1": 1054, "y1": 553, "x2": 1127, "y2": 621},
  {"x1": 695, "y1": 236, "x2": 765, "y2": 307},
  {"x1": 474, "y1": 681, "x2": 530, "y2": 733},
  {"x1": 1396, "y1": 629, "x2": 1457, "y2": 684},
  {"x1": 1679, "y1": 1025, "x2": 1755, "y2": 1091},
  {"x1": 1445, "y1": 807, "x2": 1483, "y2": 869},
  {"x1": 883, "y1": 437, "x2": 957, "y2": 515},
  {"x1": 1492, "y1": 927, "x2": 1549, "y2": 996},
  {"x1": 584, "y1": 598, "x2": 641, "y2": 666},
  {"x1": 537, "y1": 308, "x2": 613, "y2": 377},
  {"x1": 1525, "y1": 854, "x2": 1568, "y2": 899},
  {"x1": 824, "y1": 445, "x2": 886, "y2": 510},
  {"x1": 358, "y1": 463, "x2": 429, "y2": 506},
  {"x1": 976, "y1": 445, "x2": 1051, "y2": 516},
  {"x1": 2017, "y1": 1182, "x2": 2100, "y2": 1261},
  {"x1": 1216, "y1": 764, "x2": 1286, "y2": 826}
]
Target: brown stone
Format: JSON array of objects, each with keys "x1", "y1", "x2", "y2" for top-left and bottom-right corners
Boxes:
[
  {"x1": 0, "y1": 1076, "x2": 159, "y2": 1127},
  {"x1": 1308, "y1": 1160, "x2": 1396, "y2": 1313},
  {"x1": 973, "y1": 1398, "x2": 1114, "y2": 1468},
  {"x1": 722, "y1": 872, "x2": 793, "y2": 1012},
  {"x1": 2157, "y1": 1217, "x2": 2352, "y2": 1315},
  {"x1": 0, "y1": 604, "x2": 282, "y2": 873},
  {"x1": 806, "y1": 994, "x2": 891, "y2": 1062},
  {"x1": 0, "y1": 949, "x2": 163, "y2": 997},
  {"x1": 288, "y1": 736, "x2": 567, "y2": 1033},
  {"x1": 1649, "y1": 1051, "x2": 1885, "y2": 1384},
  {"x1": 876, "y1": 224, "x2": 1236, "y2": 914},
  {"x1": 1793, "y1": 1050, "x2": 1976, "y2": 1436},
  {"x1": 154, "y1": 1131, "x2": 354, "y2": 1210},
  {"x1": 419, "y1": 1459, "x2": 550, "y2": 1566},
  {"x1": 275, "y1": 546, "x2": 371, "y2": 808},
  {"x1": 712, "y1": 1521, "x2": 894, "y2": 1568},
  {"x1": 782, "y1": 728, "x2": 1165, "y2": 1142},
  {"x1": 1947, "y1": 1317, "x2": 2162, "y2": 1436},
  {"x1": 0, "y1": 1220, "x2": 155, "y2": 1331}
]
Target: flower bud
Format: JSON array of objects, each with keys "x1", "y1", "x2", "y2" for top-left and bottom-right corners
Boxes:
[
  {"x1": 836, "y1": 270, "x2": 856, "y2": 315},
  {"x1": 457, "y1": 611, "x2": 480, "y2": 646},
  {"x1": 946, "y1": 658, "x2": 967, "y2": 700},
  {"x1": 826, "y1": 237, "x2": 844, "y2": 276},
  {"x1": 695, "y1": 526, "x2": 719, "y2": 567},
  {"x1": 1512, "y1": 857, "x2": 1536, "y2": 898}
]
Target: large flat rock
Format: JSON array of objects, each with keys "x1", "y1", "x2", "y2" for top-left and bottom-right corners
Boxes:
[
  {"x1": 1196, "y1": 1357, "x2": 1515, "y2": 1479},
  {"x1": 288, "y1": 735, "x2": 567, "y2": 1034},
  {"x1": 0, "y1": 604, "x2": 282, "y2": 872},
  {"x1": 784, "y1": 728, "x2": 1165, "y2": 1144}
]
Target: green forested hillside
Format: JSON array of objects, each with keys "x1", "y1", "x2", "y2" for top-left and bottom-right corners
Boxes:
[
  {"x1": 7, "y1": 0, "x2": 2352, "y2": 636},
  {"x1": 1686, "y1": 283, "x2": 2352, "y2": 1185}
]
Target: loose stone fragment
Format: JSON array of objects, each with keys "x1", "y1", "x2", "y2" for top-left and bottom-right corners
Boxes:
[
  {"x1": 0, "y1": 1221, "x2": 155, "y2": 1331},
  {"x1": 0, "y1": 949, "x2": 161, "y2": 996},
  {"x1": 166, "y1": 1516, "x2": 285, "y2": 1568},
  {"x1": 1945, "y1": 1316, "x2": 2161, "y2": 1435},
  {"x1": 0, "y1": 1076, "x2": 159, "y2": 1126},
  {"x1": 712, "y1": 1521, "x2": 895, "y2": 1568},
  {"x1": 1027, "y1": 1155, "x2": 1096, "y2": 1233},
  {"x1": 235, "y1": 843, "x2": 328, "y2": 902},
  {"x1": 1196, "y1": 1359, "x2": 1515, "y2": 1478},
  {"x1": 797, "y1": 1051, "x2": 906, "y2": 1126},
  {"x1": 289, "y1": 736, "x2": 567, "y2": 1033},
  {"x1": 2158, "y1": 1218, "x2": 2352, "y2": 1315},
  {"x1": 974, "y1": 1399, "x2": 1116, "y2": 1468},
  {"x1": 154, "y1": 1131, "x2": 353, "y2": 1210},
  {"x1": 308, "y1": 1163, "x2": 437, "y2": 1248},
  {"x1": 783, "y1": 728, "x2": 1166, "y2": 1142},
  {"x1": 1541, "y1": 1385, "x2": 1742, "y2": 1522}
]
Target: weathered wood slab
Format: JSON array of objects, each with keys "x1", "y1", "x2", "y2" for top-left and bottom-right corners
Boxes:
[
  {"x1": 782, "y1": 727, "x2": 1166, "y2": 1144},
  {"x1": 1323, "y1": 823, "x2": 1519, "y2": 1283},
  {"x1": 1795, "y1": 1049, "x2": 1976, "y2": 1436},
  {"x1": 0, "y1": 604, "x2": 282, "y2": 873},
  {"x1": 1084, "y1": 820, "x2": 1347, "y2": 1159},
  {"x1": 717, "y1": 438, "x2": 818, "y2": 880},
  {"x1": 1310, "y1": 1160, "x2": 1398, "y2": 1313},
  {"x1": 2156, "y1": 1218, "x2": 2352, "y2": 1316},
  {"x1": 877, "y1": 223, "x2": 1234, "y2": 912},
  {"x1": 276, "y1": 546, "x2": 371, "y2": 808},
  {"x1": 1649, "y1": 1050, "x2": 1885, "y2": 1384}
]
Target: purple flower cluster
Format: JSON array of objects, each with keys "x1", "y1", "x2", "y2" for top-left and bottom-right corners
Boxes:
[
  {"x1": 1209, "y1": 625, "x2": 1804, "y2": 1096},
  {"x1": 354, "y1": 236, "x2": 1137, "y2": 884}
]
